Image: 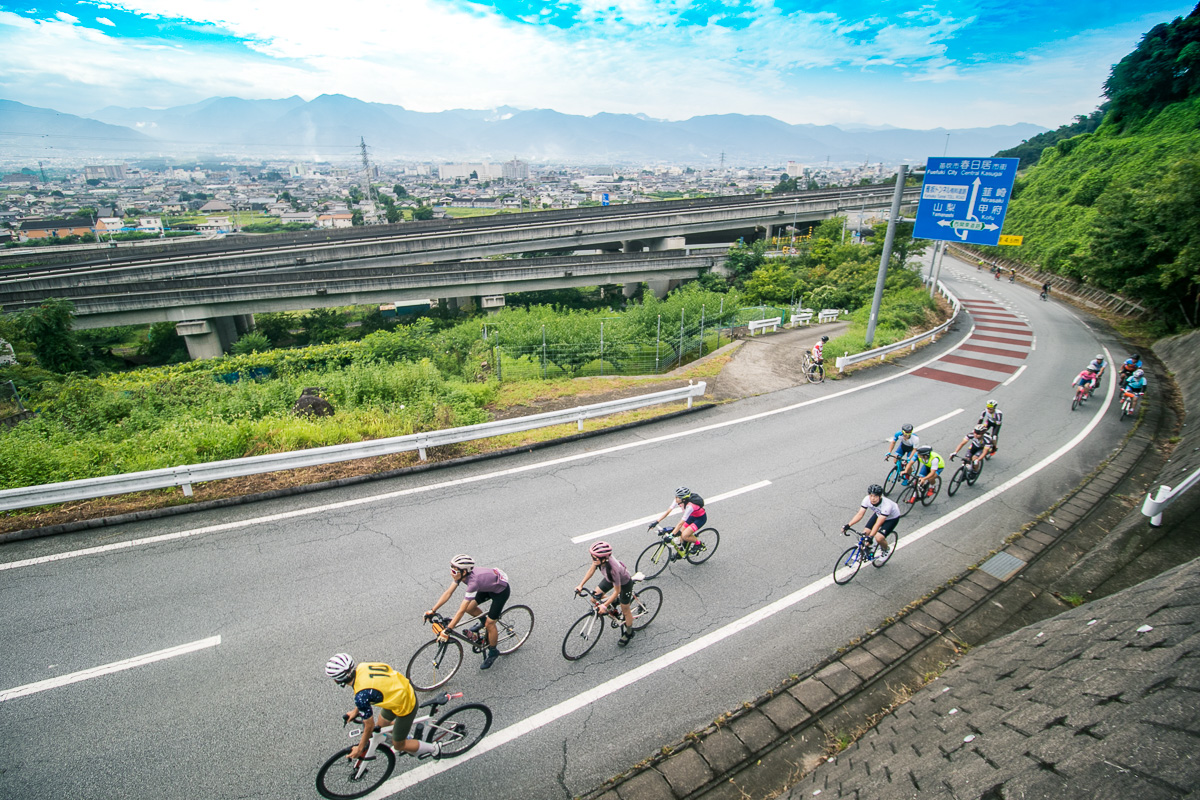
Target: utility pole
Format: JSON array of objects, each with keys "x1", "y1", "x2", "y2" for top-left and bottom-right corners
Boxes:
[
  {"x1": 864, "y1": 164, "x2": 908, "y2": 347},
  {"x1": 359, "y1": 137, "x2": 373, "y2": 206}
]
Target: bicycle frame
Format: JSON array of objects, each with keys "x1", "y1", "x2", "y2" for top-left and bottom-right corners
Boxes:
[{"x1": 344, "y1": 694, "x2": 458, "y2": 772}]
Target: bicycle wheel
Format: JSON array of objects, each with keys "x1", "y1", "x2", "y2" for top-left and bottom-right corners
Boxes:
[
  {"x1": 872, "y1": 530, "x2": 899, "y2": 568},
  {"x1": 882, "y1": 463, "x2": 902, "y2": 496},
  {"x1": 405, "y1": 638, "x2": 464, "y2": 692},
  {"x1": 429, "y1": 703, "x2": 493, "y2": 757},
  {"x1": 686, "y1": 528, "x2": 720, "y2": 565},
  {"x1": 316, "y1": 745, "x2": 396, "y2": 800},
  {"x1": 1071, "y1": 392, "x2": 1080, "y2": 411},
  {"x1": 635, "y1": 541, "x2": 673, "y2": 579},
  {"x1": 947, "y1": 465, "x2": 967, "y2": 496},
  {"x1": 629, "y1": 585, "x2": 663, "y2": 630},
  {"x1": 808, "y1": 363, "x2": 825, "y2": 384},
  {"x1": 920, "y1": 474, "x2": 942, "y2": 506},
  {"x1": 833, "y1": 546, "x2": 862, "y2": 585},
  {"x1": 896, "y1": 484, "x2": 918, "y2": 517},
  {"x1": 966, "y1": 459, "x2": 984, "y2": 486},
  {"x1": 492, "y1": 605, "x2": 534, "y2": 655},
  {"x1": 562, "y1": 612, "x2": 603, "y2": 660}
]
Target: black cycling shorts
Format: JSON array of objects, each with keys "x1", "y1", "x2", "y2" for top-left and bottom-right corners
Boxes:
[
  {"x1": 865, "y1": 513, "x2": 899, "y2": 535},
  {"x1": 598, "y1": 579, "x2": 634, "y2": 605},
  {"x1": 472, "y1": 586, "x2": 510, "y2": 620}
]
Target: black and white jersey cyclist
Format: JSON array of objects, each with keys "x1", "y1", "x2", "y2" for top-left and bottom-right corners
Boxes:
[
  {"x1": 843, "y1": 484, "x2": 900, "y2": 558},
  {"x1": 977, "y1": 400, "x2": 1003, "y2": 453},
  {"x1": 951, "y1": 424, "x2": 995, "y2": 472}
]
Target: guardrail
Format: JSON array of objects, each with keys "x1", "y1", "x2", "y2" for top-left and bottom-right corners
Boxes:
[
  {"x1": 0, "y1": 382, "x2": 707, "y2": 512},
  {"x1": 748, "y1": 317, "x2": 782, "y2": 335},
  {"x1": 1141, "y1": 465, "x2": 1200, "y2": 527},
  {"x1": 834, "y1": 281, "x2": 961, "y2": 373}
]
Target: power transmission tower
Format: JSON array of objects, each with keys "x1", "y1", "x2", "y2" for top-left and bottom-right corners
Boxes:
[
  {"x1": 359, "y1": 137, "x2": 373, "y2": 204},
  {"x1": 38, "y1": 161, "x2": 47, "y2": 182}
]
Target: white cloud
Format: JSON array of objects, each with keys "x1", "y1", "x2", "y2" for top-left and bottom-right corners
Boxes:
[
  {"x1": 55, "y1": 11, "x2": 80, "y2": 23},
  {"x1": 96, "y1": 17, "x2": 116, "y2": 26}
]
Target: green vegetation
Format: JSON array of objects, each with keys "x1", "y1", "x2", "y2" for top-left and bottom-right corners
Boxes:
[
  {"x1": 985, "y1": 6, "x2": 1200, "y2": 332},
  {"x1": 996, "y1": 110, "x2": 1106, "y2": 169}
]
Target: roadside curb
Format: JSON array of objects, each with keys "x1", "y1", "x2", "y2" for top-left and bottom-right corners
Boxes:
[
  {"x1": 0, "y1": 404, "x2": 715, "y2": 545},
  {"x1": 580, "y1": 360, "x2": 1175, "y2": 800}
]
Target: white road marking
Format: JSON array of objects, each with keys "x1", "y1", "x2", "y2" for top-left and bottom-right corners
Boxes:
[
  {"x1": 881, "y1": 409, "x2": 963, "y2": 443},
  {"x1": 1031, "y1": 335, "x2": 1037, "y2": 351},
  {"x1": 1002, "y1": 365, "x2": 1028, "y2": 386},
  {"x1": 569, "y1": 480, "x2": 771, "y2": 544},
  {"x1": 361, "y1": 348, "x2": 1117, "y2": 798},
  {"x1": 2, "y1": 328, "x2": 977, "y2": 574},
  {"x1": 0, "y1": 636, "x2": 221, "y2": 702}
]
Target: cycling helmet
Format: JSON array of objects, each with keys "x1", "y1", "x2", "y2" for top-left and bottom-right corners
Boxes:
[
  {"x1": 916, "y1": 445, "x2": 933, "y2": 456},
  {"x1": 1131, "y1": 353, "x2": 1140, "y2": 361},
  {"x1": 325, "y1": 653, "x2": 356, "y2": 685},
  {"x1": 674, "y1": 486, "x2": 692, "y2": 498},
  {"x1": 589, "y1": 540, "x2": 613, "y2": 559},
  {"x1": 1095, "y1": 354, "x2": 1104, "y2": 362},
  {"x1": 986, "y1": 400, "x2": 997, "y2": 409},
  {"x1": 450, "y1": 553, "x2": 475, "y2": 571},
  {"x1": 1133, "y1": 369, "x2": 1144, "y2": 378},
  {"x1": 901, "y1": 423, "x2": 914, "y2": 433},
  {"x1": 867, "y1": 484, "x2": 884, "y2": 496},
  {"x1": 974, "y1": 423, "x2": 988, "y2": 434},
  {"x1": 820, "y1": 335, "x2": 829, "y2": 342}
]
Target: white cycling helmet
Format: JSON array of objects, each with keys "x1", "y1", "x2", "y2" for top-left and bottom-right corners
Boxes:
[
  {"x1": 1133, "y1": 369, "x2": 1144, "y2": 378},
  {"x1": 450, "y1": 553, "x2": 475, "y2": 571},
  {"x1": 325, "y1": 653, "x2": 356, "y2": 685}
]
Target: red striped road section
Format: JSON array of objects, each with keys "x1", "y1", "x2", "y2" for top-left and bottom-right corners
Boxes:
[{"x1": 912, "y1": 299, "x2": 1031, "y2": 390}]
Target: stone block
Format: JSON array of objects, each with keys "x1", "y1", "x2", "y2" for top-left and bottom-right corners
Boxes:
[
  {"x1": 840, "y1": 648, "x2": 887, "y2": 681},
  {"x1": 760, "y1": 692, "x2": 812, "y2": 732},
  {"x1": 814, "y1": 661, "x2": 863, "y2": 695},
  {"x1": 921, "y1": 598, "x2": 961, "y2": 624},
  {"x1": 937, "y1": 588, "x2": 976, "y2": 613},
  {"x1": 656, "y1": 747, "x2": 713, "y2": 797},
  {"x1": 729, "y1": 710, "x2": 781, "y2": 753},
  {"x1": 863, "y1": 633, "x2": 907, "y2": 663},
  {"x1": 789, "y1": 678, "x2": 838, "y2": 714},
  {"x1": 884, "y1": 621, "x2": 929, "y2": 650},
  {"x1": 615, "y1": 769, "x2": 675, "y2": 800},
  {"x1": 695, "y1": 727, "x2": 750, "y2": 775}
]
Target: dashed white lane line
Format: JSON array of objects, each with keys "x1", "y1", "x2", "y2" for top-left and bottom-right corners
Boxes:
[
  {"x1": 0, "y1": 636, "x2": 221, "y2": 702},
  {"x1": 362, "y1": 349, "x2": 1117, "y2": 798},
  {"x1": 881, "y1": 409, "x2": 963, "y2": 443},
  {"x1": 570, "y1": 480, "x2": 771, "y2": 544},
  {"x1": 1003, "y1": 365, "x2": 1029, "y2": 386}
]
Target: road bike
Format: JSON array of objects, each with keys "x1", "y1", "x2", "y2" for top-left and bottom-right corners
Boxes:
[
  {"x1": 635, "y1": 525, "x2": 719, "y2": 579},
  {"x1": 1071, "y1": 382, "x2": 1091, "y2": 411},
  {"x1": 1040, "y1": 288, "x2": 1050, "y2": 301},
  {"x1": 946, "y1": 454, "x2": 985, "y2": 496},
  {"x1": 562, "y1": 576, "x2": 662, "y2": 660},
  {"x1": 896, "y1": 472, "x2": 941, "y2": 512},
  {"x1": 800, "y1": 351, "x2": 825, "y2": 384},
  {"x1": 882, "y1": 452, "x2": 915, "y2": 496},
  {"x1": 833, "y1": 526, "x2": 897, "y2": 585},
  {"x1": 315, "y1": 691, "x2": 492, "y2": 799},
  {"x1": 1119, "y1": 388, "x2": 1140, "y2": 419},
  {"x1": 406, "y1": 605, "x2": 534, "y2": 691}
]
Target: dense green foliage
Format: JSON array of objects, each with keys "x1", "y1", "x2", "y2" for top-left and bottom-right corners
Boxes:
[
  {"x1": 996, "y1": 109, "x2": 1106, "y2": 169},
  {"x1": 985, "y1": 6, "x2": 1200, "y2": 331}
]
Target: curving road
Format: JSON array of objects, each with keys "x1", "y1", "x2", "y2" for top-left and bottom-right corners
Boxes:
[{"x1": 0, "y1": 251, "x2": 1134, "y2": 800}]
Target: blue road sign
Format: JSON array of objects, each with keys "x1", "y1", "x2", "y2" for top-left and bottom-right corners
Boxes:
[
  {"x1": 601, "y1": 193, "x2": 610, "y2": 206},
  {"x1": 913, "y1": 157, "x2": 1019, "y2": 246}
]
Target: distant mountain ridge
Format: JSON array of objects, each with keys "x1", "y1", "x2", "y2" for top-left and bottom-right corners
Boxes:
[{"x1": 3, "y1": 95, "x2": 1046, "y2": 164}]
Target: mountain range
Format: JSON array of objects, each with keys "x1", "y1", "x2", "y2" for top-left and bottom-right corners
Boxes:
[{"x1": 1, "y1": 96, "x2": 1046, "y2": 165}]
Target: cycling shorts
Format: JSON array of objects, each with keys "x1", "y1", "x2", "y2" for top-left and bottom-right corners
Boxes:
[
  {"x1": 681, "y1": 512, "x2": 707, "y2": 534},
  {"x1": 598, "y1": 579, "x2": 634, "y2": 605},
  {"x1": 472, "y1": 585, "x2": 510, "y2": 620},
  {"x1": 382, "y1": 705, "x2": 417, "y2": 747},
  {"x1": 864, "y1": 513, "x2": 899, "y2": 535},
  {"x1": 917, "y1": 464, "x2": 943, "y2": 478}
]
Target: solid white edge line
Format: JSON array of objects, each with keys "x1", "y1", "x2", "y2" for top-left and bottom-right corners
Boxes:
[
  {"x1": 362, "y1": 348, "x2": 1117, "y2": 798},
  {"x1": 3, "y1": 319, "x2": 979, "y2": 574},
  {"x1": 570, "y1": 480, "x2": 772, "y2": 544},
  {"x1": 1002, "y1": 365, "x2": 1028, "y2": 386},
  {"x1": 0, "y1": 635, "x2": 221, "y2": 702}
]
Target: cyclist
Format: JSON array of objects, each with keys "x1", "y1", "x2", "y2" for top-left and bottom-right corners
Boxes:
[
  {"x1": 842, "y1": 484, "x2": 899, "y2": 558},
  {"x1": 908, "y1": 445, "x2": 945, "y2": 502},
  {"x1": 1072, "y1": 366, "x2": 1099, "y2": 401},
  {"x1": 1119, "y1": 354, "x2": 1142, "y2": 383},
  {"x1": 977, "y1": 399, "x2": 1003, "y2": 454},
  {"x1": 1040, "y1": 282, "x2": 1051, "y2": 300},
  {"x1": 886, "y1": 424, "x2": 920, "y2": 483},
  {"x1": 425, "y1": 554, "x2": 508, "y2": 670},
  {"x1": 811, "y1": 335, "x2": 829, "y2": 367},
  {"x1": 575, "y1": 541, "x2": 637, "y2": 646},
  {"x1": 648, "y1": 486, "x2": 707, "y2": 556},
  {"x1": 1009, "y1": 268, "x2": 1017, "y2": 283},
  {"x1": 1123, "y1": 368, "x2": 1148, "y2": 409},
  {"x1": 324, "y1": 653, "x2": 441, "y2": 761},
  {"x1": 1086, "y1": 354, "x2": 1106, "y2": 391},
  {"x1": 951, "y1": 424, "x2": 995, "y2": 474}
]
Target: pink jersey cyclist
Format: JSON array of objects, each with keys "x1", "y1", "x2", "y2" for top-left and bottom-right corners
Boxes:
[{"x1": 649, "y1": 487, "x2": 708, "y2": 552}]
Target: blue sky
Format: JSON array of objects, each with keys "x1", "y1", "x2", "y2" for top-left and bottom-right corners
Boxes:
[{"x1": 0, "y1": 1, "x2": 1193, "y2": 129}]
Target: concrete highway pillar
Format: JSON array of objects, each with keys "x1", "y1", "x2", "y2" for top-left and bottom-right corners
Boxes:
[
  {"x1": 176, "y1": 319, "x2": 225, "y2": 360},
  {"x1": 649, "y1": 236, "x2": 686, "y2": 251},
  {"x1": 623, "y1": 282, "x2": 640, "y2": 298},
  {"x1": 646, "y1": 280, "x2": 671, "y2": 299},
  {"x1": 234, "y1": 314, "x2": 255, "y2": 335}
]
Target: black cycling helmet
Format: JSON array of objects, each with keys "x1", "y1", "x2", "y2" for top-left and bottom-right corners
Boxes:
[
  {"x1": 867, "y1": 484, "x2": 884, "y2": 496},
  {"x1": 916, "y1": 445, "x2": 933, "y2": 456},
  {"x1": 901, "y1": 423, "x2": 914, "y2": 433},
  {"x1": 820, "y1": 335, "x2": 829, "y2": 342}
]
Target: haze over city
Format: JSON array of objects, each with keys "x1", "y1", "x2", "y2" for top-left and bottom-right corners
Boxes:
[{"x1": 1, "y1": 1, "x2": 1194, "y2": 131}]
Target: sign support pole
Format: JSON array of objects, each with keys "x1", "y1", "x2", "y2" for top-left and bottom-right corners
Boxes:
[{"x1": 865, "y1": 164, "x2": 907, "y2": 347}]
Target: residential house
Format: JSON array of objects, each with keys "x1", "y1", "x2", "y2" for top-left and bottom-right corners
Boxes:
[
  {"x1": 198, "y1": 199, "x2": 234, "y2": 214},
  {"x1": 317, "y1": 212, "x2": 353, "y2": 229},
  {"x1": 281, "y1": 211, "x2": 318, "y2": 225},
  {"x1": 95, "y1": 217, "x2": 124, "y2": 234},
  {"x1": 137, "y1": 217, "x2": 164, "y2": 233},
  {"x1": 197, "y1": 216, "x2": 232, "y2": 233},
  {"x1": 18, "y1": 218, "x2": 94, "y2": 241}
]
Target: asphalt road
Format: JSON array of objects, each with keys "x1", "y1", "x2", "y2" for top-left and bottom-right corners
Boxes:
[{"x1": 0, "y1": 252, "x2": 1133, "y2": 800}]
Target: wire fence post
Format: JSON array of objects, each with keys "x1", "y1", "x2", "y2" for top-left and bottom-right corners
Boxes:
[
  {"x1": 699, "y1": 305, "x2": 706, "y2": 358},
  {"x1": 599, "y1": 320, "x2": 604, "y2": 377},
  {"x1": 541, "y1": 324, "x2": 546, "y2": 380},
  {"x1": 679, "y1": 308, "x2": 685, "y2": 369},
  {"x1": 655, "y1": 314, "x2": 661, "y2": 374}
]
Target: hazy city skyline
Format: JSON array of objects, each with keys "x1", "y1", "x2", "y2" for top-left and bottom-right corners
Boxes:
[{"x1": 1, "y1": 1, "x2": 1193, "y2": 132}]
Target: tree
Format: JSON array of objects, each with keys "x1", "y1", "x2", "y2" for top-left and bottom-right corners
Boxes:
[
  {"x1": 772, "y1": 175, "x2": 799, "y2": 193},
  {"x1": 19, "y1": 298, "x2": 84, "y2": 373},
  {"x1": 1104, "y1": 6, "x2": 1200, "y2": 127},
  {"x1": 386, "y1": 206, "x2": 401, "y2": 223},
  {"x1": 393, "y1": 184, "x2": 408, "y2": 197},
  {"x1": 723, "y1": 240, "x2": 767, "y2": 286},
  {"x1": 743, "y1": 262, "x2": 798, "y2": 305},
  {"x1": 351, "y1": 210, "x2": 364, "y2": 226},
  {"x1": 413, "y1": 205, "x2": 434, "y2": 221}
]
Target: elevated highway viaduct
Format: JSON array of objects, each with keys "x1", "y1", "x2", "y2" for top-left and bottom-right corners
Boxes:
[{"x1": 0, "y1": 187, "x2": 916, "y2": 358}]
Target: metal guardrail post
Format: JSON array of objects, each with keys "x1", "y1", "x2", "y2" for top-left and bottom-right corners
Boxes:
[{"x1": 1141, "y1": 465, "x2": 1200, "y2": 527}]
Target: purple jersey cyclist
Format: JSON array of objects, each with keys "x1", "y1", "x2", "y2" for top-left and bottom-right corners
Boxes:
[
  {"x1": 425, "y1": 554, "x2": 511, "y2": 670},
  {"x1": 575, "y1": 540, "x2": 637, "y2": 646},
  {"x1": 648, "y1": 486, "x2": 708, "y2": 554}
]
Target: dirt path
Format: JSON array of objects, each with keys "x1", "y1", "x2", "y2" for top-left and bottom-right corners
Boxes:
[{"x1": 710, "y1": 322, "x2": 850, "y2": 400}]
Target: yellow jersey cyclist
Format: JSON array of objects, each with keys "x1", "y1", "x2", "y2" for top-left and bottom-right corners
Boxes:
[
  {"x1": 647, "y1": 486, "x2": 708, "y2": 556},
  {"x1": 951, "y1": 424, "x2": 995, "y2": 474},
  {"x1": 425, "y1": 554, "x2": 509, "y2": 670},
  {"x1": 575, "y1": 540, "x2": 637, "y2": 646},
  {"x1": 843, "y1": 484, "x2": 899, "y2": 559},
  {"x1": 325, "y1": 653, "x2": 441, "y2": 761},
  {"x1": 906, "y1": 445, "x2": 945, "y2": 503}
]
